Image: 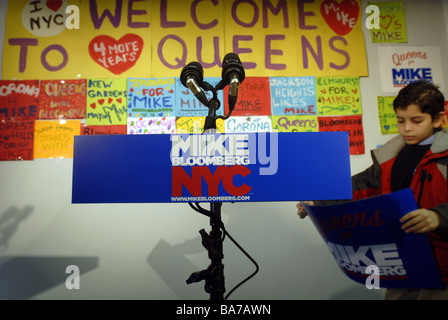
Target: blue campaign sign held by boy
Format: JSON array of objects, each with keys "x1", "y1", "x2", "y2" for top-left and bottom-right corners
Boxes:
[
  {"x1": 304, "y1": 188, "x2": 443, "y2": 289},
  {"x1": 72, "y1": 132, "x2": 352, "y2": 204}
]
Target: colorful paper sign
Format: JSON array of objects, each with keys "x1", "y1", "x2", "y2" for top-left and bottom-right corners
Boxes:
[
  {"x1": 270, "y1": 76, "x2": 316, "y2": 116},
  {"x1": 2, "y1": 0, "x2": 367, "y2": 79},
  {"x1": 225, "y1": 116, "x2": 272, "y2": 133},
  {"x1": 72, "y1": 132, "x2": 352, "y2": 203},
  {"x1": 272, "y1": 115, "x2": 318, "y2": 132},
  {"x1": 0, "y1": 120, "x2": 35, "y2": 160},
  {"x1": 0, "y1": 80, "x2": 40, "y2": 120},
  {"x1": 86, "y1": 78, "x2": 127, "y2": 125},
  {"x1": 81, "y1": 124, "x2": 127, "y2": 135},
  {"x1": 378, "y1": 96, "x2": 398, "y2": 135},
  {"x1": 127, "y1": 78, "x2": 175, "y2": 118},
  {"x1": 316, "y1": 77, "x2": 362, "y2": 116},
  {"x1": 224, "y1": 77, "x2": 271, "y2": 116},
  {"x1": 368, "y1": 1, "x2": 407, "y2": 43},
  {"x1": 127, "y1": 117, "x2": 176, "y2": 135},
  {"x1": 304, "y1": 188, "x2": 443, "y2": 288},
  {"x1": 174, "y1": 77, "x2": 224, "y2": 117},
  {"x1": 318, "y1": 115, "x2": 364, "y2": 154},
  {"x1": 378, "y1": 46, "x2": 445, "y2": 93},
  {"x1": 38, "y1": 79, "x2": 87, "y2": 119},
  {"x1": 34, "y1": 120, "x2": 81, "y2": 158},
  {"x1": 176, "y1": 117, "x2": 225, "y2": 134}
]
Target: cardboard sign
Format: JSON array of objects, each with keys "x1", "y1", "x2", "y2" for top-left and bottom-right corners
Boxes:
[
  {"x1": 72, "y1": 132, "x2": 352, "y2": 203},
  {"x1": 224, "y1": 77, "x2": 271, "y2": 116},
  {"x1": 378, "y1": 96, "x2": 398, "y2": 135},
  {"x1": 304, "y1": 188, "x2": 443, "y2": 288},
  {"x1": 81, "y1": 124, "x2": 127, "y2": 135},
  {"x1": 176, "y1": 117, "x2": 225, "y2": 134},
  {"x1": 316, "y1": 77, "x2": 362, "y2": 116},
  {"x1": 270, "y1": 77, "x2": 317, "y2": 116},
  {"x1": 225, "y1": 116, "x2": 272, "y2": 133},
  {"x1": 34, "y1": 120, "x2": 81, "y2": 158},
  {"x1": 38, "y1": 79, "x2": 87, "y2": 119},
  {"x1": 368, "y1": 1, "x2": 407, "y2": 43},
  {"x1": 128, "y1": 117, "x2": 176, "y2": 135},
  {"x1": 272, "y1": 115, "x2": 318, "y2": 132},
  {"x1": 0, "y1": 120, "x2": 35, "y2": 160},
  {"x1": 86, "y1": 79, "x2": 127, "y2": 125},
  {"x1": 318, "y1": 115, "x2": 364, "y2": 154},
  {"x1": 0, "y1": 80, "x2": 40, "y2": 120}
]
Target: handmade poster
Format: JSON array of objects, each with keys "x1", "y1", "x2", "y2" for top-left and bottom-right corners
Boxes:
[
  {"x1": 0, "y1": 120, "x2": 35, "y2": 160},
  {"x1": 38, "y1": 79, "x2": 87, "y2": 119},
  {"x1": 378, "y1": 96, "x2": 398, "y2": 135},
  {"x1": 378, "y1": 46, "x2": 445, "y2": 93},
  {"x1": 127, "y1": 78, "x2": 175, "y2": 118},
  {"x1": 176, "y1": 117, "x2": 225, "y2": 134},
  {"x1": 34, "y1": 120, "x2": 81, "y2": 158},
  {"x1": 270, "y1": 76, "x2": 316, "y2": 116},
  {"x1": 86, "y1": 78, "x2": 127, "y2": 125},
  {"x1": 318, "y1": 115, "x2": 364, "y2": 154},
  {"x1": 2, "y1": 0, "x2": 150, "y2": 79},
  {"x1": 81, "y1": 124, "x2": 127, "y2": 135},
  {"x1": 368, "y1": 1, "x2": 407, "y2": 43},
  {"x1": 3, "y1": 1, "x2": 367, "y2": 79},
  {"x1": 127, "y1": 117, "x2": 176, "y2": 135},
  {"x1": 0, "y1": 80, "x2": 40, "y2": 120},
  {"x1": 224, "y1": 116, "x2": 272, "y2": 133},
  {"x1": 174, "y1": 77, "x2": 224, "y2": 117},
  {"x1": 316, "y1": 77, "x2": 362, "y2": 116},
  {"x1": 303, "y1": 188, "x2": 443, "y2": 288},
  {"x1": 224, "y1": 77, "x2": 271, "y2": 116},
  {"x1": 272, "y1": 115, "x2": 318, "y2": 132}
]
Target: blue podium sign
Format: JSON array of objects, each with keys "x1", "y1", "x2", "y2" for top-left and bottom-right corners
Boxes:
[{"x1": 72, "y1": 132, "x2": 352, "y2": 203}]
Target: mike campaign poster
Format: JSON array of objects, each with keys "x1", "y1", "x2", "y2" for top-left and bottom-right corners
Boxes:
[
  {"x1": 303, "y1": 188, "x2": 443, "y2": 288},
  {"x1": 72, "y1": 131, "x2": 352, "y2": 203}
]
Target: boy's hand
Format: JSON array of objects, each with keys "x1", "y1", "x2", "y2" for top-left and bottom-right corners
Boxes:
[
  {"x1": 400, "y1": 209, "x2": 442, "y2": 233},
  {"x1": 296, "y1": 201, "x2": 314, "y2": 219}
]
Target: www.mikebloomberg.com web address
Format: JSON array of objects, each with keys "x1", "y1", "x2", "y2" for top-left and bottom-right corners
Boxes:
[{"x1": 171, "y1": 195, "x2": 251, "y2": 202}]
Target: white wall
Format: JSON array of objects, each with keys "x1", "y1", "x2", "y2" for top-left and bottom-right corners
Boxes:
[{"x1": 0, "y1": 0, "x2": 447, "y2": 300}]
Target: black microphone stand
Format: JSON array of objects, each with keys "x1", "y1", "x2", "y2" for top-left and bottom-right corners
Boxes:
[{"x1": 185, "y1": 80, "x2": 229, "y2": 301}]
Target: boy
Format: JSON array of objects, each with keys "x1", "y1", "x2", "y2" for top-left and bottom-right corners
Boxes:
[{"x1": 297, "y1": 80, "x2": 448, "y2": 300}]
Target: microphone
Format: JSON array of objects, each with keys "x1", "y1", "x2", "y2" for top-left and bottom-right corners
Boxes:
[
  {"x1": 180, "y1": 62, "x2": 209, "y2": 106},
  {"x1": 221, "y1": 53, "x2": 245, "y2": 111}
]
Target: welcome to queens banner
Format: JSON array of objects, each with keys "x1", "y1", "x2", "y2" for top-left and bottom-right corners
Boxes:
[
  {"x1": 2, "y1": 0, "x2": 368, "y2": 80},
  {"x1": 304, "y1": 188, "x2": 443, "y2": 288}
]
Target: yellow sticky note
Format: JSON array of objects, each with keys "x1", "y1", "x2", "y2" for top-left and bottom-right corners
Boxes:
[{"x1": 34, "y1": 120, "x2": 81, "y2": 158}]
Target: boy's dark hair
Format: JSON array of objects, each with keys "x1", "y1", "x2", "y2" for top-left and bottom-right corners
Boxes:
[{"x1": 393, "y1": 80, "x2": 445, "y2": 120}]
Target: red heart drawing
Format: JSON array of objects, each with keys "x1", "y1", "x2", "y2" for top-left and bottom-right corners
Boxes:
[
  {"x1": 46, "y1": 0, "x2": 63, "y2": 12},
  {"x1": 89, "y1": 34, "x2": 144, "y2": 75},
  {"x1": 98, "y1": 99, "x2": 105, "y2": 105},
  {"x1": 108, "y1": 98, "x2": 113, "y2": 104},
  {"x1": 321, "y1": 0, "x2": 359, "y2": 36},
  {"x1": 90, "y1": 103, "x2": 96, "y2": 109},
  {"x1": 117, "y1": 98, "x2": 122, "y2": 103},
  {"x1": 380, "y1": 15, "x2": 394, "y2": 30}
]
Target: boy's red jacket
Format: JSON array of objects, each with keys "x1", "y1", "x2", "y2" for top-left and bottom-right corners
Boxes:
[{"x1": 350, "y1": 128, "x2": 448, "y2": 283}]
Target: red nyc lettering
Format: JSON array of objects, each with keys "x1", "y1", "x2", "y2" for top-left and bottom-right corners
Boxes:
[{"x1": 172, "y1": 165, "x2": 252, "y2": 197}]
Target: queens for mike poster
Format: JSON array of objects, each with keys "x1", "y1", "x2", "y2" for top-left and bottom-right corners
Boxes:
[{"x1": 303, "y1": 188, "x2": 443, "y2": 289}]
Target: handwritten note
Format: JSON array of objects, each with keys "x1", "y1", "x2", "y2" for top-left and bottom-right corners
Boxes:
[
  {"x1": 378, "y1": 96, "x2": 398, "y2": 135},
  {"x1": 0, "y1": 80, "x2": 40, "y2": 120},
  {"x1": 128, "y1": 78, "x2": 175, "y2": 118},
  {"x1": 368, "y1": 1, "x2": 407, "y2": 43},
  {"x1": 176, "y1": 117, "x2": 225, "y2": 133},
  {"x1": 318, "y1": 115, "x2": 364, "y2": 154},
  {"x1": 316, "y1": 77, "x2": 362, "y2": 116},
  {"x1": 127, "y1": 117, "x2": 176, "y2": 134},
  {"x1": 0, "y1": 120, "x2": 34, "y2": 160},
  {"x1": 86, "y1": 79, "x2": 127, "y2": 125},
  {"x1": 225, "y1": 116, "x2": 272, "y2": 133},
  {"x1": 38, "y1": 79, "x2": 87, "y2": 119},
  {"x1": 34, "y1": 120, "x2": 81, "y2": 159},
  {"x1": 224, "y1": 77, "x2": 271, "y2": 116},
  {"x1": 270, "y1": 77, "x2": 316, "y2": 116},
  {"x1": 81, "y1": 124, "x2": 127, "y2": 135},
  {"x1": 271, "y1": 115, "x2": 318, "y2": 132},
  {"x1": 175, "y1": 77, "x2": 224, "y2": 117}
]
